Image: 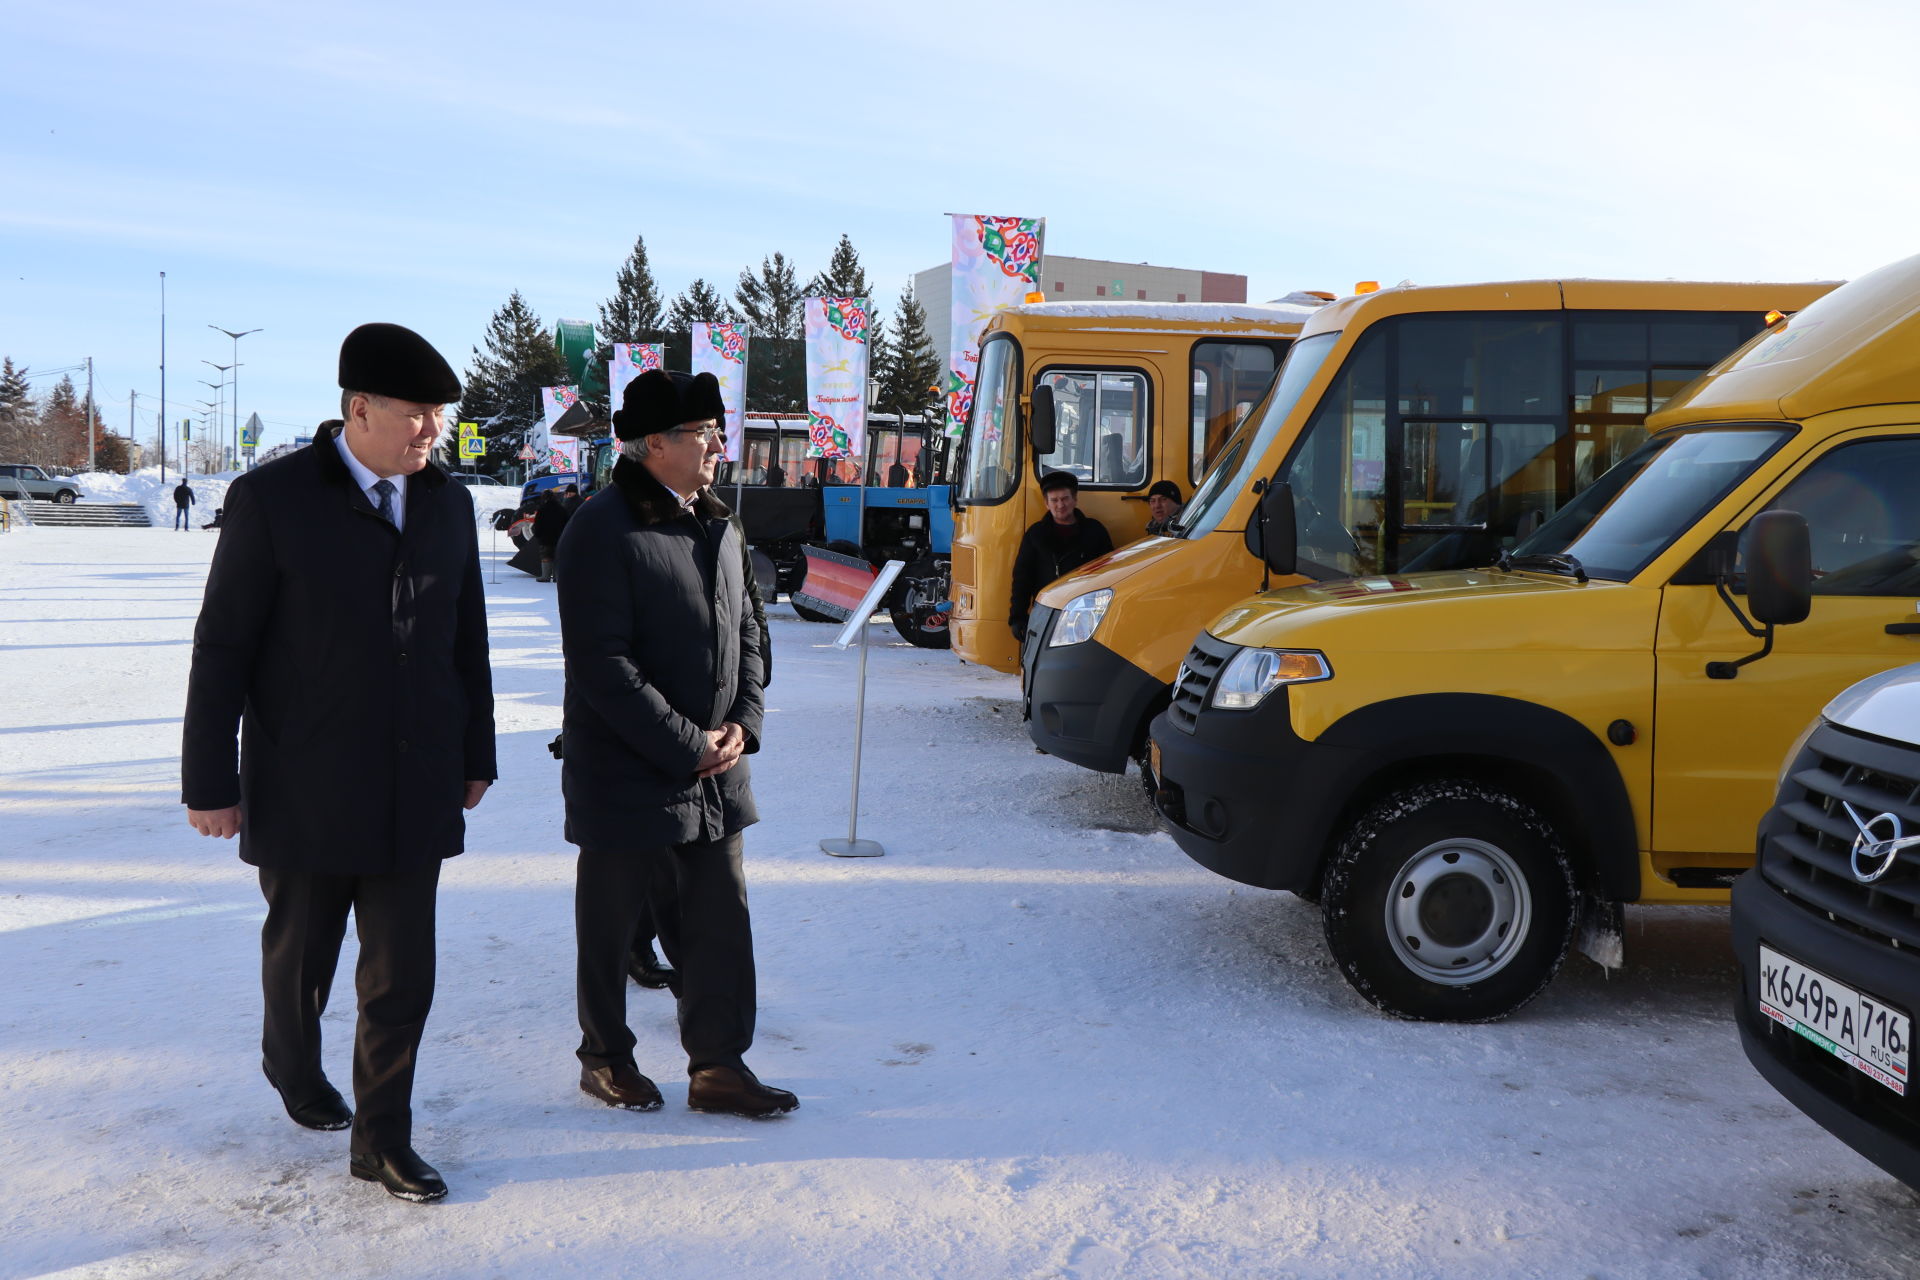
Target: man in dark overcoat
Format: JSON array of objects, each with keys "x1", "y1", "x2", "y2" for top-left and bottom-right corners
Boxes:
[
  {"x1": 557, "y1": 368, "x2": 795, "y2": 1118},
  {"x1": 181, "y1": 323, "x2": 496, "y2": 1203},
  {"x1": 1008, "y1": 468, "x2": 1114, "y2": 643}
]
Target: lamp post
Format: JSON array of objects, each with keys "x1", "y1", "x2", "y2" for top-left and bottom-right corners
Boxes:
[
  {"x1": 195, "y1": 398, "x2": 219, "y2": 475},
  {"x1": 202, "y1": 362, "x2": 234, "y2": 471},
  {"x1": 210, "y1": 326, "x2": 262, "y2": 469}
]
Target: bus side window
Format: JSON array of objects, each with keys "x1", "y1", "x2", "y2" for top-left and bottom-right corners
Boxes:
[{"x1": 1191, "y1": 342, "x2": 1279, "y2": 483}]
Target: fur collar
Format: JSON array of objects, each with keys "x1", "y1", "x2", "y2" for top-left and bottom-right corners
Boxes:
[{"x1": 611, "y1": 454, "x2": 731, "y2": 526}]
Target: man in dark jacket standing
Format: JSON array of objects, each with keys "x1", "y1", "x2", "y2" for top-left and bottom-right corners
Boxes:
[
  {"x1": 1008, "y1": 469, "x2": 1114, "y2": 643},
  {"x1": 181, "y1": 323, "x2": 495, "y2": 1204},
  {"x1": 173, "y1": 479, "x2": 195, "y2": 530},
  {"x1": 532, "y1": 488, "x2": 570, "y2": 581},
  {"x1": 557, "y1": 367, "x2": 794, "y2": 1119}
]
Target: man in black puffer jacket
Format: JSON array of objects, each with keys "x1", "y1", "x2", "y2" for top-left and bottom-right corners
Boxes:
[{"x1": 556, "y1": 368, "x2": 795, "y2": 1120}]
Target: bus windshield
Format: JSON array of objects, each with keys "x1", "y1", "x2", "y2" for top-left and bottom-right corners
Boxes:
[
  {"x1": 1178, "y1": 332, "x2": 1339, "y2": 539},
  {"x1": 1513, "y1": 427, "x2": 1791, "y2": 581},
  {"x1": 958, "y1": 336, "x2": 1021, "y2": 504}
]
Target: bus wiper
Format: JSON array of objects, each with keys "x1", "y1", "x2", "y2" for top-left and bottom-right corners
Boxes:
[{"x1": 1495, "y1": 550, "x2": 1589, "y2": 583}]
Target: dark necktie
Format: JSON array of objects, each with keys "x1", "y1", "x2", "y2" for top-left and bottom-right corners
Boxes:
[{"x1": 371, "y1": 478, "x2": 396, "y2": 527}]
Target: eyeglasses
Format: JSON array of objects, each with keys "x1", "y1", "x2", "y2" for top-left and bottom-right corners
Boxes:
[{"x1": 669, "y1": 425, "x2": 725, "y2": 444}]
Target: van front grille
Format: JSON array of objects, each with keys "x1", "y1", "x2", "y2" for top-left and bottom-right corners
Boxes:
[
  {"x1": 1761, "y1": 723, "x2": 1920, "y2": 949},
  {"x1": 1166, "y1": 634, "x2": 1237, "y2": 734}
]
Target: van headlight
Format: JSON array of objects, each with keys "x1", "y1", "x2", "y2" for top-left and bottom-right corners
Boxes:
[
  {"x1": 1211, "y1": 647, "x2": 1332, "y2": 709},
  {"x1": 1048, "y1": 589, "x2": 1113, "y2": 647}
]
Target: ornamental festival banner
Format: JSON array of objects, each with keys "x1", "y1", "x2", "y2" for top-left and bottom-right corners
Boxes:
[
  {"x1": 945, "y1": 213, "x2": 1045, "y2": 437},
  {"x1": 608, "y1": 342, "x2": 665, "y2": 417},
  {"x1": 690, "y1": 322, "x2": 750, "y2": 461},
  {"x1": 536, "y1": 385, "x2": 580, "y2": 473},
  {"x1": 803, "y1": 296, "x2": 872, "y2": 460}
]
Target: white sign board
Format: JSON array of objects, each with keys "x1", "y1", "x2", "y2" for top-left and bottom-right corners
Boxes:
[{"x1": 831, "y1": 560, "x2": 905, "y2": 650}]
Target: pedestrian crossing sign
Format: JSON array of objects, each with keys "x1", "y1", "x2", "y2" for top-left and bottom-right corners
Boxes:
[{"x1": 457, "y1": 421, "x2": 484, "y2": 459}]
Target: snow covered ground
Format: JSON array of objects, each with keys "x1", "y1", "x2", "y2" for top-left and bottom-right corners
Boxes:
[{"x1": 3, "y1": 527, "x2": 1918, "y2": 1280}]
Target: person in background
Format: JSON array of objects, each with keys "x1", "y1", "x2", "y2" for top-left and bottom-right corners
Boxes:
[
  {"x1": 533, "y1": 488, "x2": 571, "y2": 582},
  {"x1": 174, "y1": 479, "x2": 195, "y2": 530},
  {"x1": 1008, "y1": 469, "x2": 1113, "y2": 644},
  {"x1": 181, "y1": 322, "x2": 495, "y2": 1204},
  {"x1": 1144, "y1": 479, "x2": 1184, "y2": 536},
  {"x1": 563, "y1": 482, "x2": 584, "y2": 513}
]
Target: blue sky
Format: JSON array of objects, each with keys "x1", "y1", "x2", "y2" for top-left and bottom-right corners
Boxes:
[{"x1": 4, "y1": 0, "x2": 1916, "y2": 454}]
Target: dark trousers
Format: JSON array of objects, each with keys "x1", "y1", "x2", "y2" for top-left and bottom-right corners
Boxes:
[
  {"x1": 174, "y1": 506, "x2": 190, "y2": 529},
  {"x1": 258, "y1": 860, "x2": 441, "y2": 1154},
  {"x1": 575, "y1": 835, "x2": 755, "y2": 1075}
]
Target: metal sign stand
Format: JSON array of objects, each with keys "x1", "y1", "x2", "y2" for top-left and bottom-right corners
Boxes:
[{"x1": 821, "y1": 558, "x2": 904, "y2": 858}]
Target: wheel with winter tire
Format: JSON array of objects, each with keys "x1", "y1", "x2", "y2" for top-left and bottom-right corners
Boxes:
[
  {"x1": 55, "y1": 490, "x2": 77, "y2": 504},
  {"x1": 888, "y1": 557, "x2": 951, "y2": 649},
  {"x1": 1321, "y1": 779, "x2": 1577, "y2": 1022}
]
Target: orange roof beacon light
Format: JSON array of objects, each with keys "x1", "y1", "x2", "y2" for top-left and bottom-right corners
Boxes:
[
  {"x1": 1354, "y1": 281, "x2": 1381, "y2": 295},
  {"x1": 1025, "y1": 291, "x2": 1046, "y2": 304},
  {"x1": 1763, "y1": 309, "x2": 1787, "y2": 326}
]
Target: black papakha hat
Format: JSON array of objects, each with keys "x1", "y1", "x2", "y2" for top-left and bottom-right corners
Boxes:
[
  {"x1": 1147, "y1": 479, "x2": 1183, "y2": 503},
  {"x1": 1038, "y1": 469, "x2": 1080, "y2": 493},
  {"x1": 614, "y1": 369, "x2": 726, "y2": 440},
  {"x1": 337, "y1": 323, "x2": 462, "y2": 404}
]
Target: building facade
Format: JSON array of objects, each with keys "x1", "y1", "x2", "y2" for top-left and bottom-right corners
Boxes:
[{"x1": 912, "y1": 254, "x2": 1249, "y2": 367}]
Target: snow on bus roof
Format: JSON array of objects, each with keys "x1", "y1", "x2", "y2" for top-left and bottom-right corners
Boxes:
[{"x1": 998, "y1": 297, "x2": 1325, "y2": 324}]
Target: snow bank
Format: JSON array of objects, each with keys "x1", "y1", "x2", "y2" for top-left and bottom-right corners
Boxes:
[{"x1": 69, "y1": 465, "x2": 239, "y2": 529}]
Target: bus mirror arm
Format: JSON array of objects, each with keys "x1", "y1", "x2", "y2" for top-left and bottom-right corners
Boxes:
[
  {"x1": 1029, "y1": 384, "x2": 1057, "y2": 458},
  {"x1": 1706, "y1": 510, "x2": 1812, "y2": 680}
]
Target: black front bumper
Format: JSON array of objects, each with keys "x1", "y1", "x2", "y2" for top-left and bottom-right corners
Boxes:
[
  {"x1": 1148, "y1": 632, "x2": 1362, "y2": 892},
  {"x1": 1732, "y1": 869, "x2": 1920, "y2": 1190},
  {"x1": 1022, "y1": 607, "x2": 1167, "y2": 775}
]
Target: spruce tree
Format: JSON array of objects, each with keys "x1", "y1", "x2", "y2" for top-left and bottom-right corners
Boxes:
[
  {"x1": 598, "y1": 234, "x2": 666, "y2": 343},
  {"x1": 666, "y1": 278, "x2": 730, "y2": 331},
  {"x1": 0, "y1": 358, "x2": 33, "y2": 461},
  {"x1": 459, "y1": 290, "x2": 569, "y2": 470},
  {"x1": 807, "y1": 234, "x2": 873, "y2": 298},
  {"x1": 733, "y1": 252, "x2": 804, "y2": 338},
  {"x1": 877, "y1": 281, "x2": 943, "y2": 421}
]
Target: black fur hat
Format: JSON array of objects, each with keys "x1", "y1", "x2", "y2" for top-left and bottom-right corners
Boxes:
[
  {"x1": 337, "y1": 323, "x2": 461, "y2": 404},
  {"x1": 613, "y1": 369, "x2": 727, "y2": 440},
  {"x1": 1039, "y1": 468, "x2": 1080, "y2": 493}
]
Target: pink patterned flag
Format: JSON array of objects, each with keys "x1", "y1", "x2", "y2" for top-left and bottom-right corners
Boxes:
[
  {"x1": 691, "y1": 323, "x2": 749, "y2": 461},
  {"x1": 804, "y1": 296, "x2": 872, "y2": 460}
]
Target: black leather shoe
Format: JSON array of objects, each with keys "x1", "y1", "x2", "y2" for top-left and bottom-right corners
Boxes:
[
  {"x1": 580, "y1": 1063, "x2": 664, "y2": 1111},
  {"x1": 687, "y1": 1065, "x2": 798, "y2": 1118},
  {"x1": 627, "y1": 945, "x2": 678, "y2": 991},
  {"x1": 350, "y1": 1146, "x2": 447, "y2": 1203},
  {"x1": 262, "y1": 1059, "x2": 352, "y2": 1131}
]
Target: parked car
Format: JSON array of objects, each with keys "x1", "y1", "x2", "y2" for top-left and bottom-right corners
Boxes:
[
  {"x1": 0, "y1": 463, "x2": 83, "y2": 503},
  {"x1": 1733, "y1": 662, "x2": 1920, "y2": 1190},
  {"x1": 449, "y1": 471, "x2": 520, "y2": 529}
]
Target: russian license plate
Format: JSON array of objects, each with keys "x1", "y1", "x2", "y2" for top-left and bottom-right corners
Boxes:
[
  {"x1": 1759, "y1": 944, "x2": 1910, "y2": 1095},
  {"x1": 1146, "y1": 739, "x2": 1162, "y2": 789}
]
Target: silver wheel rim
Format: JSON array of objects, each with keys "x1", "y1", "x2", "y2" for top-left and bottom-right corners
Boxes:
[{"x1": 1383, "y1": 837, "x2": 1531, "y2": 985}]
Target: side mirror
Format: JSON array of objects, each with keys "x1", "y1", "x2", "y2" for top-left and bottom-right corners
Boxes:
[
  {"x1": 1243, "y1": 482, "x2": 1298, "y2": 578},
  {"x1": 1029, "y1": 384, "x2": 1056, "y2": 458},
  {"x1": 1746, "y1": 509, "x2": 1812, "y2": 626}
]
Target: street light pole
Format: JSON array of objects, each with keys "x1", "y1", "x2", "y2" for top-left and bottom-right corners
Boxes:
[
  {"x1": 210, "y1": 326, "x2": 262, "y2": 469},
  {"x1": 159, "y1": 272, "x2": 167, "y2": 483},
  {"x1": 202, "y1": 362, "x2": 233, "y2": 471}
]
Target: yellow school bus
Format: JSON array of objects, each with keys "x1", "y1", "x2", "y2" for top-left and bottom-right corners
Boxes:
[
  {"x1": 948, "y1": 299, "x2": 1326, "y2": 672},
  {"x1": 1023, "y1": 277, "x2": 1838, "y2": 776},
  {"x1": 1148, "y1": 252, "x2": 1920, "y2": 1021}
]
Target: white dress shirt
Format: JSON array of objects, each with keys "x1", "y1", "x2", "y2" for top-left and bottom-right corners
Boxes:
[{"x1": 334, "y1": 430, "x2": 408, "y2": 531}]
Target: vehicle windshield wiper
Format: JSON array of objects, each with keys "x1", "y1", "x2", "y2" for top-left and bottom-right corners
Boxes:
[{"x1": 1494, "y1": 550, "x2": 1589, "y2": 583}]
